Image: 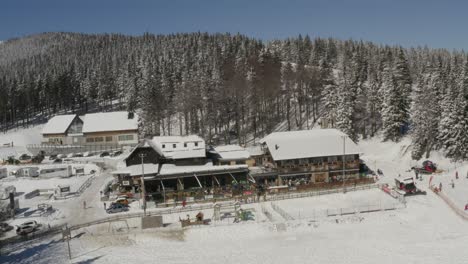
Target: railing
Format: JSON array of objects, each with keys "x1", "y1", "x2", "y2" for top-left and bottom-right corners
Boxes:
[
  {"x1": 271, "y1": 202, "x2": 294, "y2": 221},
  {"x1": 0, "y1": 183, "x2": 387, "y2": 252}
]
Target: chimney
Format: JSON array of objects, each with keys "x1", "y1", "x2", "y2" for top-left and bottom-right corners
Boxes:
[
  {"x1": 128, "y1": 112, "x2": 135, "y2": 119},
  {"x1": 275, "y1": 144, "x2": 279, "y2": 150}
]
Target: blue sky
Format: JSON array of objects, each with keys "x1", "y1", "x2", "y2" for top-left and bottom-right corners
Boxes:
[{"x1": 1, "y1": 0, "x2": 467, "y2": 50}]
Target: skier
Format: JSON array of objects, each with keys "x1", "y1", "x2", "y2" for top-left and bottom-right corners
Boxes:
[
  {"x1": 455, "y1": 171, "x2": 459, "y2": 180},
  {"x1": 451, "y1": 180, "x2": 455, "y2": 189},
  {"x1": 104, "y1": 202, "x2": 106, "y2": 210},
  {"x1": 465, "y1": 203, "x2": 468, "y2": 211},
  {"x1": 182, "y1": 199, "x2": 187, "y2": 208},
  {"x1": 439, "y1": 182, "x2": 443, "y2": 192},
  {"x1": 83, "y1": 201, "x2": 87, "y2": 209}
]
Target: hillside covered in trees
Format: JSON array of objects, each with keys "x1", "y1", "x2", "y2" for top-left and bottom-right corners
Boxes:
[{"x1": 0, "y1": 32, "x2": 466, "y2": 160}]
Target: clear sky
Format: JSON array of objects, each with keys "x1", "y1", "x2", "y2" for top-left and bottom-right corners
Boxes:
[{"x1": 1, "y1": 0, "x2": 467, "y2": 50}]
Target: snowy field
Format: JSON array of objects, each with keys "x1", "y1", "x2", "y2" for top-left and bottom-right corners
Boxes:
[
  {"x1": 0, "y1": 125, "x2": 44, "y2": 146},
  {"x1": 1, "y1": 128, "x2": 468, "y2": 264},
  {"x1": 2, "y1": 190, "x2": 468, "y2": 264},
  {"x1": 274, "y1": 188, "x2": 399, "y2": 220}
]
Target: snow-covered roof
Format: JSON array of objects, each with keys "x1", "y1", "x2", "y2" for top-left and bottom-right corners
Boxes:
[
  {"x1": 112, "y1": 164, "x2": 160, "y2": 177},
  {"x1": 147, "y1": 135, "x2": 205, "y2": 160},
  {"x1": 260, "y1": 129, "x2": 360, "y2": 161},
  {"x1": 159, "y1": 162, "x2": 248, "y2": 176},
  {"x1": 245, "y1": 145, "x2": 264, "y2": 156},
  {"x1": 82, "y1": 112, "x2": 138, "y2": 133},
  {"x1": 213, "y1": 145, "x2": 250, "y2": 160},
  {"x1": 42, "y1": 115, "x2": 77, "y2": 135}
]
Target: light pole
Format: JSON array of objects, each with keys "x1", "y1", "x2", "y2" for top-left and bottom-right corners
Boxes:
[
  {"x1": 139, "y1": 153, "x2": 147, "y2": 216},
  {"x1": 342, "y1": 135, "x2": 346, "y2": 193}
]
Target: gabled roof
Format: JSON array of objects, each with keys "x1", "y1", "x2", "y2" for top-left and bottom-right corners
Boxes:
[
  {"x1": 42, "y1": 115, "x2": 78, "y2": 135},
  {"x1": 147, "y1": 135, "x2": 205, "y2": 160},
  {"x1": 260, "y1": 129, "x2": 360, "y2": 161},
  {"x1": 82, "y1": 111, "x2": 138, "y2": 133},
  {"x1": 212, "y1": 145, "x2": 250, "y2": 161}
]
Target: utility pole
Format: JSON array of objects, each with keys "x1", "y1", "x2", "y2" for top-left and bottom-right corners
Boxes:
[
  {"x1": 342, "y1": 135, "x2": 346, "y2": 193},
  {"x1": 139, "y1": 153, "x2": 147, "y2": 216}
]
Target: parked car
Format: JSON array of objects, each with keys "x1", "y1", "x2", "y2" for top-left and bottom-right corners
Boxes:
[
  {"x1": 106, "y1": 203, "x2": 129, "y2": 214},
  {"x1": 67, "y1": 153, "x2": 76, "y2": 158},
  {"x1": 111, "y1": 150, "x2": 123, "y2": 157},
  {"x1": 48, "y1": 154, "x2": 58, "y2": 160},
  {"x1": 57, "y1": 154, "x2": 67, "y2": 159},
  {"x1": 19, "y1": 154, "x2": 32, "y2": 161},
  {"x1": 16, "y1": 220, "x2": 39, "y2": 235},
  {"x1": 83, "y1": 152, "x2": 94, "y2": 157},
  {"x1": 100, "y1": 151, "x2": 110, "y2": 157},
  {"x1": 53, "y1": 158, "x2": 63, "y2": 164},
  {"x1": 74, "y1": 153, "x2": 83, "y2": 158}
]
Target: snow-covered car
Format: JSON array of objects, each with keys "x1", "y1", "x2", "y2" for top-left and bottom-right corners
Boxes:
[
  {"x1": 67, "y1": 153, "x2": 76, "y2": 158},
  {"x1": 100, "y1": 151, "x2": 110, "y2": 157},
  {"x1": 48, "y1": 154, "x2": 58, "y2": 160},
  {"x1": 16, "y1": 221, "x2": 39, "y2": 235},
  {"x1": 106, "y1": 203, "x2": 129, "y2": 214},
  {"x1": 83, "y1": 152, "x2": 94, "y2": 157},
  {"x1": 57, "y1": 154, "x2": 67, "y2": 159}
]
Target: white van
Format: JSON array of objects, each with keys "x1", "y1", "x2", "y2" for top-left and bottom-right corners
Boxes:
[
  {"x1": 16, "y1": 167, "x2": 40, "y2": 177},
  {"x1": 40, "y1": 165, "x2": 72, "y2": 178}
]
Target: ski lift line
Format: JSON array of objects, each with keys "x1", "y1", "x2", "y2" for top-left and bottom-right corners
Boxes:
[{"x1": 193, "y1": 173, "x2": 203, "y2": 188}]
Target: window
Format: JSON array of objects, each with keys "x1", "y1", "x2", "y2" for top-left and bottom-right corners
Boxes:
[
  {"x1": 195, "y1": 142, "x2": 199, "y2": 147},
  {"x1": 184, "y1": 142, "x2": 187, "y2": 147},
  {"x1": 86, "y1": 138, "x2": 95, "y2": 143},
  {"x1": 95, "y1": 137, "x2": 104, "y2": 142},
  {"x1": 162, "y1": 144, "x2": 166, "y2": 149},
  {"x1": 105, "y1": 136, "x2": 112, "y2": 142},
  {"x1": 118, "y1": 135, "x2": 135, "y2": 141},
  {"x1": 173, "y1": 144, "x2": 176, "y2": 148}
]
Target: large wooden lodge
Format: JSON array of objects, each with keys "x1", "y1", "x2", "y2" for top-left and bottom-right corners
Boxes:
[{"x1": 113, "y1": 129, "x2": 371, "y2": 204}]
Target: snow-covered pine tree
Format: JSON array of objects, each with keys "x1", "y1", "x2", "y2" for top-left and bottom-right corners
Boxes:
[{"x1": 411, "y1": 64, "x2": 441, "y2": 159}]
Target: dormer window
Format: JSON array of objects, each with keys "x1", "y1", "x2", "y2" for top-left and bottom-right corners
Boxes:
[
  {"x1": 173, "y1": 144, "x2": 176, "y2": 148},
  {"x1": 162, "y1": 144, "x2": 165, "y2": 149},
  {"x1": 184, "y1": 143, "x2": 187, "y2": 147},
  {"x1": 195, "y1": 142, "x2": 199, "y2": 147}
]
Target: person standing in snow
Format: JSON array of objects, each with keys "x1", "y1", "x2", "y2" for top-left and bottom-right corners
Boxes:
[
  {"x1": 451, "y1": 179, "x2": 455, "y2": 188},
  {"x1": 455, "y1": 171, "x2": 459, "y2": 180},
  {"x1": 465, "y1": 203, "x2": 468, "y2": 211},
  {"x1": 439, "y1": 182, "x2": 442, "y2": 192}
]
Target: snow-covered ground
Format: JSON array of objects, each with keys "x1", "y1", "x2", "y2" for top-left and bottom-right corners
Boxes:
[
  {"x1": 1, "y1": 130, "x2": 468, "y2": 264},
  {"x1": 0, "y1": 125, "x2": 44, "y2": 147}
]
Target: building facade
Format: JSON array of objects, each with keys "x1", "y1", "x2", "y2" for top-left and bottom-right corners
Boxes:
[
  {"x1": 42, "y1": 111, "x2": 139, "y2": 146},
  {"x1": 257, "y1": 129, "x2": 362, "y2": 185}
]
